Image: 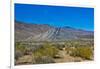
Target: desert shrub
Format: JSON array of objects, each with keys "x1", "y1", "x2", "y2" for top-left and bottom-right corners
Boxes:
[
  {"x1": 15, "y1": 42, "x2": 31, "y2": 60},
  {"x1": 15, "y1": 50, "x2": 23, "y2": 60},
  {"x1": 32, "y1": 42, "x2": 59, "y2": 64},
  {"x1": 33, "y1": 56, "x2": 55, "y2": 64},
  {"x1": 33, "y1": 42, "x2": 59, "y2": 58},
  {"x1": 70, "y1": 46, "x2": 93, "y2": 60},
  {"x1": 15, "y1": 42, "x2": 25, "y2": 59},
  {"x1": 15, "y1": 42, "x2": 26, "y2": 53},
  {"x1": 52, "y1": 44, "x2": 64, "y2": 50},
  {"x1": 15, "y1": 42, "x2": 33, "y2": 55}
]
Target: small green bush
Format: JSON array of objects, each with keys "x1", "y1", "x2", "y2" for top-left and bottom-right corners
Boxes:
[
  {"x1": 33, "y1": 42, "x2": 59, "y2": 58},
  {"x1": 32, "y1": 42, "x2": 59, "y2": 64},
  {"x1": 33, "y1": 56, "x2": 55, "y2": 64},
  {"x1": 15, "y1": 42, "x2": 26, "y2": 53},
  {"x1": 70, "y1": 46, "x2": 93, "y2": 60},
  {"x1": 15, "y1": 42, "x2": 26, "y2": 60}
]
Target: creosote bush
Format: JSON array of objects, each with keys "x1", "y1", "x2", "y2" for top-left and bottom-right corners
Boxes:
[
  {"x1": 70, "y1": 46, "x2": 93, "y2": 60},
  {"x1": 32, "y1": 42, "x2": 59, "y2": 64},
  {"x1": 33, "y1": 56, "x2": 55, "y2": 64},
  {"x1": 15, "y1": 42, "x2": 32, "y2": 60},
  {"x1": 33, "y1": 42, "x2": 59, "y2": 58}
]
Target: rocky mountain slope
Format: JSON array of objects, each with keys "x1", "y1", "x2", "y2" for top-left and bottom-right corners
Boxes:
[{"x1": 15, "y1": 21, "x2": 94, "y2": 42}]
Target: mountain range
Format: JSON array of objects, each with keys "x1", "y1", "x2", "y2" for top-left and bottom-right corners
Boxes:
[{"x1": 15, "y1": 21, "x2": 94, "y2": 42}]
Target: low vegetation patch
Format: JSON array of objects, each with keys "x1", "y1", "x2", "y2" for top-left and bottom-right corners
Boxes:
[
  {"x1": 70, "y1": 46, "x2": 93, "y2": 60},
  {"x1": 33, "y1": 42, "x2": 59, "y2": 58}
]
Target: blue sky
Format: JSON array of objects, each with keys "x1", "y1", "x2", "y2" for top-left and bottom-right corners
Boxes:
[{"x1": 15, "y1": 3, "x2": 94, "y2": 31}]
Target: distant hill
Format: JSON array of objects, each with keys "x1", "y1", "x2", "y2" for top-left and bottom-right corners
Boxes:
[{"x1": 15, "y1": 21, "x2": 94, "y2": 42}]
